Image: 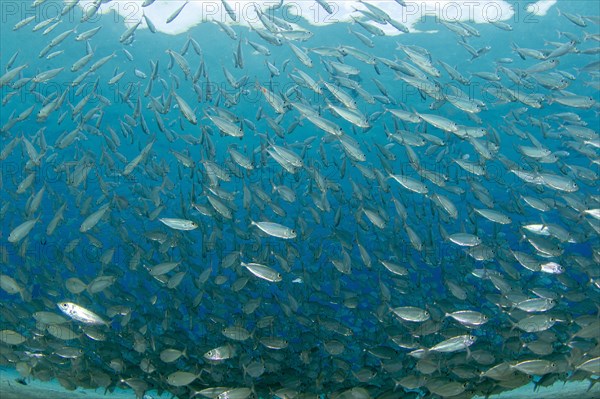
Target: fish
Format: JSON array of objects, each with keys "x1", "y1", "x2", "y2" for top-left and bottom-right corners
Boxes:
[
  {"x1": 241, "y1": 262, "x2": 283, "y2": 282},
  {"x1": 0, "y1": 330, "x2": 27, "y2": 345},
  {"x1": 221, "y1": 0, "x2": 237, "y2": 21},
  {"x1": 429, "y1": 335, "x2": 476, "y2": 353},
  {"x1": 166, "y1": 371, "x2": 198, "y2": 387},
  {"x1": 8, "y1": 216, "x2": 40, "y2": 243},
  {"x1": 160, "y1": 348, "x2": 187, "y2": 363},
  {"x1": 159, "y1": 218, "x2": 199, "y2": 231},
  {"x1": 352, "y1": 16, "x2": 385, "y2": 36},
  {"x1": 250, "y1": 220, "x2": 297, "y2": 239},
  {"x1": 511, "y1": 359, "x2": 557, "y2": 376},
  {"x1": 390, "y1": 306, "x2": 430, "y2": 322},
  {"x1": 166, "y1": 0, "x2": 188, "y2": 24},
  {"x1": 75, "y1": 26, "x2": 102, "y2": 41},
  {"x1": 204, "y1": 344, "x2": 237, "y2": 361},
  {"x1": 171, "y1": 89, "x2": 197, "y2": 125},
  {"x1": 57, "y1": 302, "x2": 109, "y2": 326},
  {"x1": 205, "y1": 113, "x2": 243, "y2": 138},
  {"x1": 315, "y1": 0, "x2": 333, "y2": 14},
  {"x1": 80, "y1": 203, "x2": 110, "y2": 233},
  {"x1": 389, "y1": 174, "x2": 429, "y2": 194},
  {"x1": 445, "y1": 310, "x2": 488, "y2": 327},
  {"x1": 288, "y1": 42, "x2": 313, "y2": 68},
  {"x1": 448, "y1": 232, "x2": 482, "y2": 247}
]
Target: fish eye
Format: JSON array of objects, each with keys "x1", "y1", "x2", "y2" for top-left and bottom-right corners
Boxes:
[{"x1": 60, "y1": 303, "x2": 67, "y2": 308}]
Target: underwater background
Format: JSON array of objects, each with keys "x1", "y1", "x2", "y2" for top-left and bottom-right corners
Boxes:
[{"x1": 1, "y1": 1, "x2": 599, "y2": 398}]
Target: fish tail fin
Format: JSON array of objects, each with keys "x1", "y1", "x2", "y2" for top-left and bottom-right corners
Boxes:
[
  {"x1": 508, "y1": 319, "x2": 518, "y2": 336},
  {"x1": 540, "y1": 215, "x2": 548, "y2": 230},
  {"x1": 392, "y1": 378, "x2": 402, "y2": 392},
  {"x1": 253, "y1": 78, "x2": 261, "y2": 92},
  {"x1": 19, "y1": 286, "x2": 31, "y2": 303},
  {"x1": 269, "y1": 179, "x2": 276, "y2": 193},
  {"x1": 587, "y1": 379, "x2": 600, "y2": 391}
]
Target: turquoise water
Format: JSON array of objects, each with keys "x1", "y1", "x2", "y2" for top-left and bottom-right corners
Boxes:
[{"x1": 1, "y1": 1, "x2": 599, "y2": 398}]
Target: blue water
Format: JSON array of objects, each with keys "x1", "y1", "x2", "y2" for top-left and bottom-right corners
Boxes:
[{"x1": 1, "y1": 1, "x2": 599, "y2": 398}]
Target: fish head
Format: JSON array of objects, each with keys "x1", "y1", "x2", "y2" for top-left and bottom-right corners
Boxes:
[{"x1": 57, "y1": 302, "x2": 74, "y2": 315}]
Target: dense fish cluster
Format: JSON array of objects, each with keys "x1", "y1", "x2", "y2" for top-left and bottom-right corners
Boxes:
[{"x1": 1, "y1": 1, "x2": 600, "y2": 399}]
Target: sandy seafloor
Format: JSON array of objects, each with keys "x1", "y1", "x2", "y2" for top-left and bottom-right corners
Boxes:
[{"x1": 1, "y1": 368, "x2": 599, "y2": 399}]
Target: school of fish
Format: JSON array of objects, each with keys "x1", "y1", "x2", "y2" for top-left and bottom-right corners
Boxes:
[{"x1": 1, "y1": 1, "x2": 599, "y2": 399}]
